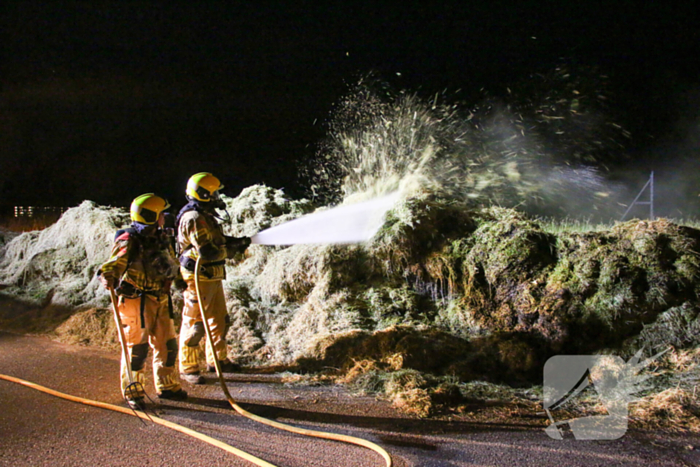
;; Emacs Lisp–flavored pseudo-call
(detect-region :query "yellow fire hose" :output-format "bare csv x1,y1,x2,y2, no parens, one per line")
0,260,392,467
108,287,136,389
0,373,275,467
193,257,393,467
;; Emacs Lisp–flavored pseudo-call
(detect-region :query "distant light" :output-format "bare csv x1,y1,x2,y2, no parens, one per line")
13,206,66,218
396,72,402,76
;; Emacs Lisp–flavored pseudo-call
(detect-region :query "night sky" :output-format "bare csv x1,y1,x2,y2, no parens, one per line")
2,2,699,214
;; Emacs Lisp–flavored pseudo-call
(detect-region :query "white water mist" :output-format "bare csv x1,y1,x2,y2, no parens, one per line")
303,73,629,218
251,192,399,245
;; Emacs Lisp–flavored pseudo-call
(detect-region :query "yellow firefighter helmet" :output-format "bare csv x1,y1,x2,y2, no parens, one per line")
130,193,170,225
186,172,224,202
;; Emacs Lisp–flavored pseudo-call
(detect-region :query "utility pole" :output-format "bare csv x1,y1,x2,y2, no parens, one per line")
621,171,655,221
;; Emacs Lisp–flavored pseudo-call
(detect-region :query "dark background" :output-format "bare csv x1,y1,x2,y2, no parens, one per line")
2,2,699,216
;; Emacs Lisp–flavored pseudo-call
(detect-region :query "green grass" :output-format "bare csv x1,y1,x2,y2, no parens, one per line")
537,217,619,234
538,216,700,235
669,218,700,229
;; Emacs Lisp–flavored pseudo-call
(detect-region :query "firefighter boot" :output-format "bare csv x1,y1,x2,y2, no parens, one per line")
181,372,205,385
207,359,241,374
158,388,188,400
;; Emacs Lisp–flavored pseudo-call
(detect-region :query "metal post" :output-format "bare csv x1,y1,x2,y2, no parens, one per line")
621,171,655,222
649,171,654,221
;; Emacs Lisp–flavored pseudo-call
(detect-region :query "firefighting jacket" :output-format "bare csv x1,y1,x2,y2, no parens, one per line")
177,208,227,281
99,227,180,296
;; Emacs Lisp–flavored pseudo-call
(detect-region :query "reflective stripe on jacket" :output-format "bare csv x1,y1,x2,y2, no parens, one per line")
177,209,227,281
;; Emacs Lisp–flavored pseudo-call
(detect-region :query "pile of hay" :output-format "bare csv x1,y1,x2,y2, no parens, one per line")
2,186,700,428
54,308,120,349
216,189,700,426
0,228,20,249
0,201,129,309
221,184,315,237
220,193,700,372
0,186,312,338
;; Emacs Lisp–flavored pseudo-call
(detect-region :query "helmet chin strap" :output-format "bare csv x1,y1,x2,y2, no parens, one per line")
213,206,231,224
184,194,230,224
210,192,230,223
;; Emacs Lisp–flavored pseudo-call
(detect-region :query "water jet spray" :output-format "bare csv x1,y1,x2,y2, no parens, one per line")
251,192,399,245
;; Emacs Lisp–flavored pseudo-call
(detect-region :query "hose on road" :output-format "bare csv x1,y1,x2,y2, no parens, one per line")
194,257,393,467
0,259,393,467
0,372,276,467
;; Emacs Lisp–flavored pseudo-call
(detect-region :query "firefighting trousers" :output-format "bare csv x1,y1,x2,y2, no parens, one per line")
118,294,181,397
178,279,228,374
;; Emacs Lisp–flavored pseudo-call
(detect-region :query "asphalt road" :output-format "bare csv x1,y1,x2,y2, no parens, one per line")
1,331,699,467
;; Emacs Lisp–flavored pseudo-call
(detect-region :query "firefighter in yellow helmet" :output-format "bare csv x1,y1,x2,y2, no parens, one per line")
176,173,250,384
98,194,187,409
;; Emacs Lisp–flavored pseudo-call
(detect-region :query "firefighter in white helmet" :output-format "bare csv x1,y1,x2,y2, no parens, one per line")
176,172,250,384
98,194,187,409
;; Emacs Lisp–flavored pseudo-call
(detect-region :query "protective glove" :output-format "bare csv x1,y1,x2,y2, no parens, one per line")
198,243,221,261
225,236,251,258
98,273,115,290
